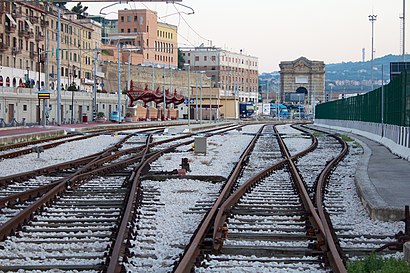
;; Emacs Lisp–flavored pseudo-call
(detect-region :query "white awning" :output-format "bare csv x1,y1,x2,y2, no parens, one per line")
25,19,34,30
6,14,17,26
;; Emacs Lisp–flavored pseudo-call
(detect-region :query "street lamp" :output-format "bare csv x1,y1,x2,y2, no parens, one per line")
369,14,377,91
200,71,204,123
184,63,191,129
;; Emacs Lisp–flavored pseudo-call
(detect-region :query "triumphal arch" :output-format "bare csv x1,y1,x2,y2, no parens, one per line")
279,57,325,111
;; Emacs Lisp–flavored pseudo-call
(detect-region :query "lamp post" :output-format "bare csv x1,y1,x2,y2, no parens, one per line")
163,64,166,120
369,14,377,91
195,71,199,121
57,4,61,125
117,41,121,123
200,71,204,124
184,63,191,129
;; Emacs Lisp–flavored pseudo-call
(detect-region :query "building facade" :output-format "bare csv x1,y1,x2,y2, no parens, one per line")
279,57,325,109
0,2,104,124
108,9,178,68
180,47,259,104
0,2,102,93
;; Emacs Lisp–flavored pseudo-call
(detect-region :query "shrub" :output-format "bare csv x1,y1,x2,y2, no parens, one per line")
347,253,410,273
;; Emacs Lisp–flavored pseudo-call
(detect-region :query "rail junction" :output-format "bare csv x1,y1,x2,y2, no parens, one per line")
0,121,408,272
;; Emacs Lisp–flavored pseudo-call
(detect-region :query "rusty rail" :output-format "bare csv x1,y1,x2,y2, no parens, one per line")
212,125,318,252
106,124,244,272
174,126,265,273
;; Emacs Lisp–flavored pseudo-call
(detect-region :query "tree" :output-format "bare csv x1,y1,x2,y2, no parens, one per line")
71,2,88,15
178,49,185,69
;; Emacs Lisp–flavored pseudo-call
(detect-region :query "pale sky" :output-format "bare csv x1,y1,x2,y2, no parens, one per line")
68,0,407,72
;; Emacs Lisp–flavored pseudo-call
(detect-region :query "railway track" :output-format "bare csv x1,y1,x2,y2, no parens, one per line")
304,125,406,262
0,123,404,272
174,124,348,272
0,123,240,271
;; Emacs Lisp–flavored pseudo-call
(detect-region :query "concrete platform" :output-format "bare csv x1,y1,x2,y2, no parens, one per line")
353,135,410,221
315,124,410,221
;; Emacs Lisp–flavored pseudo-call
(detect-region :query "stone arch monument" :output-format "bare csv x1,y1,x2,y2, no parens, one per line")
279,57,325,112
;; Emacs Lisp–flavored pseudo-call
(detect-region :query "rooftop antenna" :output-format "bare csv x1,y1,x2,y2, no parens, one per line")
362,48,365,62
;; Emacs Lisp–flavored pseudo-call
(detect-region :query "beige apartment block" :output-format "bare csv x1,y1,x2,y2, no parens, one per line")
108,9,178,68
0,2,101,93
180,47,259,105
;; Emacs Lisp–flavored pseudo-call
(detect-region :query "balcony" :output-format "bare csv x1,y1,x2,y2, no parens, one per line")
35,32,44,42
29,51,36,59
0,43,9,52
18,28,24,37
81,78,95,85
40,19,49,28
30,16,38,24
5,24,16,34
12,47,21,55
40,52,47,63
24,30,34,39
11,9,21,18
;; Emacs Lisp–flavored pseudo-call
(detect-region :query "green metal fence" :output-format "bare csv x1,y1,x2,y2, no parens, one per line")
316,71,410,127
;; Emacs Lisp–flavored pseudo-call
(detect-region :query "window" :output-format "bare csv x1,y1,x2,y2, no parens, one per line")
204,56,207,61
211,56,216,62
121,16,124,22
195,56,199,62
121,29,124,33
134,16,137,22
127,16,130,22
147,25,149,32
134,28,137,32
127,28,130,33
23,104,27,111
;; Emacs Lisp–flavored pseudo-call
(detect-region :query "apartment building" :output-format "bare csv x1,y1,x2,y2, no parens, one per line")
180,47,259,103
108,9,178,68
0,2,101,92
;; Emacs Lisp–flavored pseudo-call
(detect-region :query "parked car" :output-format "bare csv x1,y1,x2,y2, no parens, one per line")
109,111,124,122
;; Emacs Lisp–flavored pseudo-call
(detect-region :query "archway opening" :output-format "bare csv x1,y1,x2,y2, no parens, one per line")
296,87,308,94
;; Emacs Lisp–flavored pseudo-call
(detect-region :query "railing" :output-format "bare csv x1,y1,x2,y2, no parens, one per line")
30,16,38,24
35,32,45,42
25,31,34,39
40,19,49,28
0,43,9,52
6,25,16,34
0,118,26,128
29,51,36,59
12,47,21,55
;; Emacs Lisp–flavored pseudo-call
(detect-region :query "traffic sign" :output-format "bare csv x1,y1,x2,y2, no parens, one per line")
36,90,51,100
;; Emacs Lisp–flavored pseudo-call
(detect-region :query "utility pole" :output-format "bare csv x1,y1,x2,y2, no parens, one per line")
57,5,61,125
44,6,49,126
163,65,166,120
92,49,97,121
117,41,121,122
369,14,377,91
403,0,406,61
200,71,203,123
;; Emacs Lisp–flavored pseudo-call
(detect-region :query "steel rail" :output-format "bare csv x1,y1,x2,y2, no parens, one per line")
0,124,240,269
313,130,349,273
173,124,318,273
212,124,318,252
174,126,265,273
106,124,245,272
0,132,137,240
0,133,99,159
